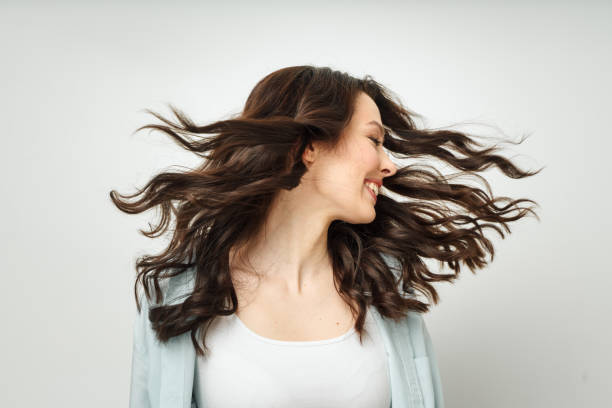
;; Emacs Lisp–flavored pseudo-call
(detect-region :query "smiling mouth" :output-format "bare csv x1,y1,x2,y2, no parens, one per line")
365,184,377,202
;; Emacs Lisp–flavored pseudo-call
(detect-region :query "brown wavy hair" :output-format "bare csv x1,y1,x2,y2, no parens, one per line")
110,65,543,356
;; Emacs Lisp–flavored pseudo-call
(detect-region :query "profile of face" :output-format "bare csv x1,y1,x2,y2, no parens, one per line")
301,92,398,224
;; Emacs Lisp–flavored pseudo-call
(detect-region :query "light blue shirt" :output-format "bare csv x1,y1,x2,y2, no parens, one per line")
129,259,445,408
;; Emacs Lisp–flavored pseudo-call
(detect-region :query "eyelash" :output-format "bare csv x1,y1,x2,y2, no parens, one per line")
369,136,382,146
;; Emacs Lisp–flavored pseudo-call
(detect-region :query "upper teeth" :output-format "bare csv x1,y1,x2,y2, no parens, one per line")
365,182,379,195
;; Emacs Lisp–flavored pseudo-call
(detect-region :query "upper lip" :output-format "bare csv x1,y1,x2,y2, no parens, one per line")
364,178,383,188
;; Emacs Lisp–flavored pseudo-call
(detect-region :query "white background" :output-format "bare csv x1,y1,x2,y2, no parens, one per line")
1,1,610,406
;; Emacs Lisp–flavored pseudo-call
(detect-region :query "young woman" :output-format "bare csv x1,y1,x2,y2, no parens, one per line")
111,65,541,408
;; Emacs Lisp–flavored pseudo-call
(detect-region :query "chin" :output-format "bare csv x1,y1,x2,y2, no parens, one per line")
341,205,377,224
364,207,377,223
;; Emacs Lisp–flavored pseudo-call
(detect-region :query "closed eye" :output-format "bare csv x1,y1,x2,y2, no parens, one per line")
368,136,382,146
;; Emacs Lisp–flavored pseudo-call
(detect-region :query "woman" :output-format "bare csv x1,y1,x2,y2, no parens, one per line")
111,65,541,408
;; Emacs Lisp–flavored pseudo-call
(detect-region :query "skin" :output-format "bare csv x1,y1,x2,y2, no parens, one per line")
229,91,397,304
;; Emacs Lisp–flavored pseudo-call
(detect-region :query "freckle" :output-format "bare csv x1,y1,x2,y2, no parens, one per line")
336,322,340,326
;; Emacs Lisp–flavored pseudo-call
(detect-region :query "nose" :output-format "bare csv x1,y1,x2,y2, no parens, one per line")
380,151,397,179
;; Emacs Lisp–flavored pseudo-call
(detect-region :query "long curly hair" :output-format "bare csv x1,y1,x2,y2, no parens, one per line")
110,65,542,356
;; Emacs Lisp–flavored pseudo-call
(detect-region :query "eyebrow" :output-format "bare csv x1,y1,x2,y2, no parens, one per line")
365,120,388,141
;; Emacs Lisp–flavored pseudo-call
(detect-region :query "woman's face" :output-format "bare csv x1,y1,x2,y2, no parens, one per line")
302,92,397,224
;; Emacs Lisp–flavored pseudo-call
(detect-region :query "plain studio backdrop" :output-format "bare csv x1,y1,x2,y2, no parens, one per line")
1,1,609,406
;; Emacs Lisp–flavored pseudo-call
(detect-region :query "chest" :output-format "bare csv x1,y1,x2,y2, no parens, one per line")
232,273,358,342
193,304,391,408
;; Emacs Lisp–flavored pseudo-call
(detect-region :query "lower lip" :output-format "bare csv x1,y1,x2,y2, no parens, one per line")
365,185,377,203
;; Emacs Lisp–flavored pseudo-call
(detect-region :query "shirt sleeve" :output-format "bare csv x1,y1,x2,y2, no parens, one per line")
129,291,152,408
422,315,445,408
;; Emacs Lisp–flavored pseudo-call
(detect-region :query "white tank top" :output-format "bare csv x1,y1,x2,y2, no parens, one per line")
193,309,391,408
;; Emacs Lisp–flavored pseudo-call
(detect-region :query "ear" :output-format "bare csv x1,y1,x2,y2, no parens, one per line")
301,141,317,168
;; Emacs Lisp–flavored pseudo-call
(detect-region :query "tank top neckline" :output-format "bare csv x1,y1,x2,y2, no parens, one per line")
232,313,357,347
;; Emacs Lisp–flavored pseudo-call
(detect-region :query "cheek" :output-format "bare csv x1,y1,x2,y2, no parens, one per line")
313,163,360,200
355,144,379,170
313,145,377,199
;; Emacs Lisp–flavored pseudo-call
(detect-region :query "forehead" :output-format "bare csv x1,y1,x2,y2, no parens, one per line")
347,92,386,136
352,92,382,123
